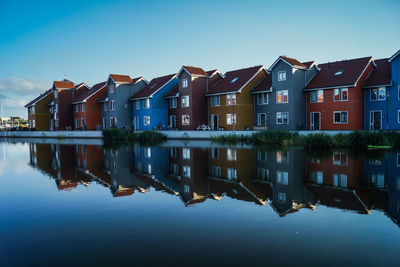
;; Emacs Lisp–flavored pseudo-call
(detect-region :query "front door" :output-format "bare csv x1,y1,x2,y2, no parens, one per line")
370,111,382,130
310,112,320,130
211,114,218,130
169,115,176,129
134,116,139,131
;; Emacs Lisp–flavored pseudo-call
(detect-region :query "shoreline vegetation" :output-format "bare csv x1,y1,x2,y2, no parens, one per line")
103,129,167,147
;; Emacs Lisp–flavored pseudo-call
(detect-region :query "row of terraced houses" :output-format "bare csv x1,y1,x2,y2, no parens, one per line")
25,50,400,131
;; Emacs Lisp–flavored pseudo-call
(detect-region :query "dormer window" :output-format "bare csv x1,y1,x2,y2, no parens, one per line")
182,78,188,88
278,71,286,81
334,70,344,76
230,77,238,83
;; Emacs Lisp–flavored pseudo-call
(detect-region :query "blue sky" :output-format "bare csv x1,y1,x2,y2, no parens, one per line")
0,0,399,118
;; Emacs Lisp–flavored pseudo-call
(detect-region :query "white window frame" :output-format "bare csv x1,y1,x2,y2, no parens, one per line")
276,112,289,124
226,113,236,125
169,115,176,128
182,148,191,159
181,95,189,107
257,113,266,126
310,90,324,103
370,110,382,130
169,98,177,108
276,170,289,185
110,100,115,110
278,70,286,81
333,88,348,102
144,98,150,109
182,78,188,88
184,184,190,193
227,148,237,161
110,117,117,127
257,93,268,105
183,166,191,178
333,111,348,124
370,87,386,101
182,115,190,125
226,94,236,105
227,168,237,180
276,90,288,104
144,116,150,126
211,95,220,106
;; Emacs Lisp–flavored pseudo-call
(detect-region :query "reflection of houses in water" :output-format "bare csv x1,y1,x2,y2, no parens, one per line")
363,153,400,226
254,149,315,215
306,152,371,214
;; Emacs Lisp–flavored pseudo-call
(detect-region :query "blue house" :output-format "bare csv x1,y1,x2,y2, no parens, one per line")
130,73,177,130
363,50,400,130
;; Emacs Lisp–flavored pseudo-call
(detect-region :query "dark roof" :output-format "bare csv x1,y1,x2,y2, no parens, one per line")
252,73,272,93
206,66,263,95
363,58,392,87
302,61,316,68
131,74,176,100
109,74,132,83
207,69,219,76
73,81,107,103
305,56,373,89
54,81,75,89
164,85,179,98
281,56,307,68
25,88,52,107
182,66,208,76
131,76,146,84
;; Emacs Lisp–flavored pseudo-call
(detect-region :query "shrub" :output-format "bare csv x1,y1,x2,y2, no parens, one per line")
211,134,250,144
303,133,333,150
252,130,299,146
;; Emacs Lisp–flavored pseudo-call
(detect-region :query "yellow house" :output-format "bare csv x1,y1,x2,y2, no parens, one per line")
206,65,266,130
25,88,53,130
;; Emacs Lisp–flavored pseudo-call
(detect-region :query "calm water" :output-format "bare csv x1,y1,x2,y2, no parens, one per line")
1,140,400,266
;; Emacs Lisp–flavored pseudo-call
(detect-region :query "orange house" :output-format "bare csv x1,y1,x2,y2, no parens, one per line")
206,66,266,130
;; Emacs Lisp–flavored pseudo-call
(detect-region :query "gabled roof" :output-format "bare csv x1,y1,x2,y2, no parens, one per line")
53,80,75,89
163,85,179,98
305,56,373,90
251,73,272,94
24,88,52,107
206,65,264,96
388,49,400,63
207,69,224,78
302,61,317,69
72,81,107,104
109,74,132,83
130,73,176,100
363,58,392,88
131,76,147,84
268,56,308,71
177,66,208,77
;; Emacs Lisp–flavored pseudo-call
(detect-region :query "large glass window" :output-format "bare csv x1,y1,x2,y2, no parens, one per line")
211,96,220,106
226,94,236,105
226,113,236,125
370,87,386,101
334,88,348,101
278,70,286,81
310,90,324,103
334,111,348,124
227,168,237,180
276,170,289,185
227,148,237,161
169,98,177,108
144,116,150,126
276,90,288,103
183,166,191,178
144,99,150,109
182,78,188,88
257,93,268,105
182,148,191,159
276,112,289,124
257,113,266,126
181,96,189,107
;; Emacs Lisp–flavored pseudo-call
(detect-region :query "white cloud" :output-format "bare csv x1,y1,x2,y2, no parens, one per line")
0,77,50,96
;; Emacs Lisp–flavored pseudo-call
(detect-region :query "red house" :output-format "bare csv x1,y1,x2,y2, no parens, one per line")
304,57,374,130
71,81,107,130
49,80,89,130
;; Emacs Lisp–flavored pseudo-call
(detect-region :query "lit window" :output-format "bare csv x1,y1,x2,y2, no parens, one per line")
334,111,348,124
257,93,268,105
144,98,150,109
226,113,236,125
110,84,114,94
226,94,236,105
181,95,189,107
182,78,188,88
276,112,289,124
227,168,237,180
276,90,288,103
182,148,190,159
183,166,191,178
278,70,286,81
182,115,190,125
257,113,266,126
276,151,289,163
169,98,177,108
227,148,237,161
334,70,344,76
135,100,140,110
333,152,348,166
311,90,324,103
334,88,348,101
231,77,238,83
211,96,220,106
147,164,152,174
144,116,150,126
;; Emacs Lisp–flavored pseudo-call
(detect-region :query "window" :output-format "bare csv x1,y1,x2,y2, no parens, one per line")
182,115,190,125
257,168,269,181
145,147,151,158
110,117,117,127
171,163,178,175
169,98,177,108
333,152,348,166
81,103,85,112
55,120,59,127
311,90,324,103
334,111,348,124
110,84,114,94
370,87,386,101
231,77,239,83
184,184,190,193
258,151,267,161
75,104,79,113
183,166,191,178
81,118,84,128
257,113,266,126
276,112,289,124
334,70,344,76
144,98,150,109
212,166,221,177
310,171,323,184
227,168,237,180
334,88,348,101
278,70,286,81
369,174,385,188
169,147,177,158
182,148,190,159
110,100,115,110
147,164,152,174
257,93,268,105
54,90,58,98
276,170,289,185
182,78,188,88
75,119,79,129
227,148,237,161
181,95,189,107
104,103,107,111
212,148,219,159
278,192,286,203
276,151,289,164
211,96,220,106
333,174,347,188
55,104,58,112
135,100,140,110
144,116,150,126
276,90,288,103
226,113,236,125
226,94,236,105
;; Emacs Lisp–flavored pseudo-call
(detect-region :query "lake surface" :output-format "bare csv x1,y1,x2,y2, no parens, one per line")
1,140,400,266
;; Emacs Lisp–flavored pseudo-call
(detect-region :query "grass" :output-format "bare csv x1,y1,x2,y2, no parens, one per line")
102,128,167,147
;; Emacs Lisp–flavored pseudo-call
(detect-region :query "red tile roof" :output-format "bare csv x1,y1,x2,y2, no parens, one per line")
24,88,52,107
164,85,179,98
206,65,263,95
305,56,373,90
109,74,132,83
54,80,75,89
131,74,175,100
73,81,107,103
182,66,208,76
363,58,392,87
252,73,272,93
281,56,307,68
